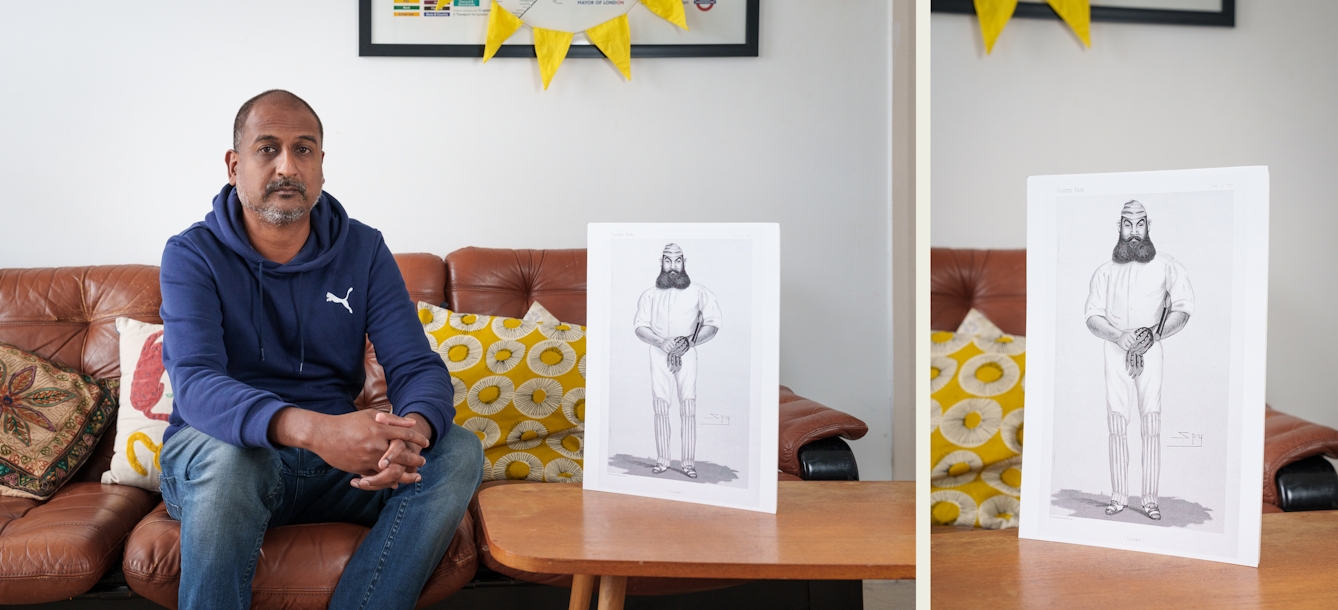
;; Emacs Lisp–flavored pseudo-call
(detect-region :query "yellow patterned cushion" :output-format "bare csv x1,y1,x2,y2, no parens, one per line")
930,309,1026,529
417,302,585,483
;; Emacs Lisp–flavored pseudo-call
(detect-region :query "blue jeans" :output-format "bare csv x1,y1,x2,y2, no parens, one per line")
160,423,483,610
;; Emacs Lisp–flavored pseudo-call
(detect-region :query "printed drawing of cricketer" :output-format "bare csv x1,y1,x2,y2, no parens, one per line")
633,243,722,479
1085,200,1194,521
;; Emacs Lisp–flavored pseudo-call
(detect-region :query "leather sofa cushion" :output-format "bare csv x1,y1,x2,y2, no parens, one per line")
123,502,478,610
446,247,587,326
930,248,1026,335
0,482,156,604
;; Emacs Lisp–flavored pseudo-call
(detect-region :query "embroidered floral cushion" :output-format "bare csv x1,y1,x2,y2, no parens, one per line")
100,317,174,491
0,342,116,500
930,309,1026,529
417,302,585,484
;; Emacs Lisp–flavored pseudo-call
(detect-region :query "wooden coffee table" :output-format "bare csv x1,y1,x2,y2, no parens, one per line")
932,510,1338,608
477,480,914,610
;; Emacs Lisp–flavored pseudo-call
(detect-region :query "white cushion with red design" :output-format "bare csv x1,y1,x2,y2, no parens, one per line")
101,317,173,491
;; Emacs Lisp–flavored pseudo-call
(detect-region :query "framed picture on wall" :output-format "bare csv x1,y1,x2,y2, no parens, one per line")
584,223,779,513
1020,166,1269,565
359,0,760,58
930,0,1235,27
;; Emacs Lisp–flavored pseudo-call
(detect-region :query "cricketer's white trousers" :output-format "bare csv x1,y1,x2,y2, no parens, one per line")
1104,341,1162,418
1104,341,1162,506
650,348,698,468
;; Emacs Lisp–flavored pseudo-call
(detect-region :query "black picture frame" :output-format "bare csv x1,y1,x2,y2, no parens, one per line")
930,0,1235,28
358,0,760,58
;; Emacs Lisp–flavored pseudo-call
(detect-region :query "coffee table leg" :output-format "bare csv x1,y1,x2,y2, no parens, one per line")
570,574,596,610
597,575,628,610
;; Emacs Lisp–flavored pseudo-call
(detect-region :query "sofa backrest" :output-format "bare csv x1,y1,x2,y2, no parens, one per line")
0,265,163,379
0,265,164,481
930,248,1026,335
445,247,587,325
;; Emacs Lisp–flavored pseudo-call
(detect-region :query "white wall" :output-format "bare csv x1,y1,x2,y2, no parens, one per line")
0,2,897,479
933,1,1338,430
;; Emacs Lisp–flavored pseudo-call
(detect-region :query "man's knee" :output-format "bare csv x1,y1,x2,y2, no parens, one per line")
420,424,485,489
162,432,282,519
652,398,670,416
680,398,696,418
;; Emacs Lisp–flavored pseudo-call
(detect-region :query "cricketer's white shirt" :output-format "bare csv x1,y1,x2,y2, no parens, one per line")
1085,254,1194,331
633,284,722,338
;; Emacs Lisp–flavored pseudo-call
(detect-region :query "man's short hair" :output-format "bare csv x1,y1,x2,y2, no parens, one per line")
232,90,324,151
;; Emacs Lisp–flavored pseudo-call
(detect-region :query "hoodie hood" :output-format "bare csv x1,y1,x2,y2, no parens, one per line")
205,183,349,273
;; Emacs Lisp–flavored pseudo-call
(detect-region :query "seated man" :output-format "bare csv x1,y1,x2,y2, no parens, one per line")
159,89,482,610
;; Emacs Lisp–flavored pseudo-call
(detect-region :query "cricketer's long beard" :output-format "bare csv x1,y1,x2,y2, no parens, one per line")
238,178,314,227
655,267,691,289
1112,233,1157,264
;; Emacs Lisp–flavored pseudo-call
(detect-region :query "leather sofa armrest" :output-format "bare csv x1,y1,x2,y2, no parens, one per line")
778,385,868,478
797,436,859,481
1263,406,1338,508
1276,455,1338,512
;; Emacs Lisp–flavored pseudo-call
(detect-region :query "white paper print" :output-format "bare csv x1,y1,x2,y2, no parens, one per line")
1020,167,1268,566
584,223,779,513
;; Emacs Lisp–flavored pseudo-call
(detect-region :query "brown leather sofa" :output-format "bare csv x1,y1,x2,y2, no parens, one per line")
0,247,868,607
931,247,1338,514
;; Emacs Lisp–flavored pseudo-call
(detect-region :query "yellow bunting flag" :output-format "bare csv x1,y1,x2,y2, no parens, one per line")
641,0,689,31
484,0,524,62
974,0,1090,53
1047,0,1091,47
533,28,574,90
587,15,632,81
974,0,1018,54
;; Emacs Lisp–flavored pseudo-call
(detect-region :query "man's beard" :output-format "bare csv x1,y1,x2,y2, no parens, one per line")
238,178,313,227
1112,233,1156,264
655,268,691,289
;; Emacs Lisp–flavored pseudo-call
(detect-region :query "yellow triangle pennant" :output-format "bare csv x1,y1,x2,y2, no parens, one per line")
1047,0,1091,47
483,0,524,62
974,0,1018,54
641,0,689,31
587,15,632,81
533,28,574,90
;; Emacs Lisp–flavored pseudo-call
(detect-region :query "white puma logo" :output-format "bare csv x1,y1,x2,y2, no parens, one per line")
326,287,353,314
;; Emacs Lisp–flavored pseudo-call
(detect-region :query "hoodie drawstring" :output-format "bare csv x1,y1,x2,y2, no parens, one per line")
295,272,306,374
254,263,307,374
256,261,266,362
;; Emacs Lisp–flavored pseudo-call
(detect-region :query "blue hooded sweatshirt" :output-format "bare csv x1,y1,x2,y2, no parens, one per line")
159,184,453,448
